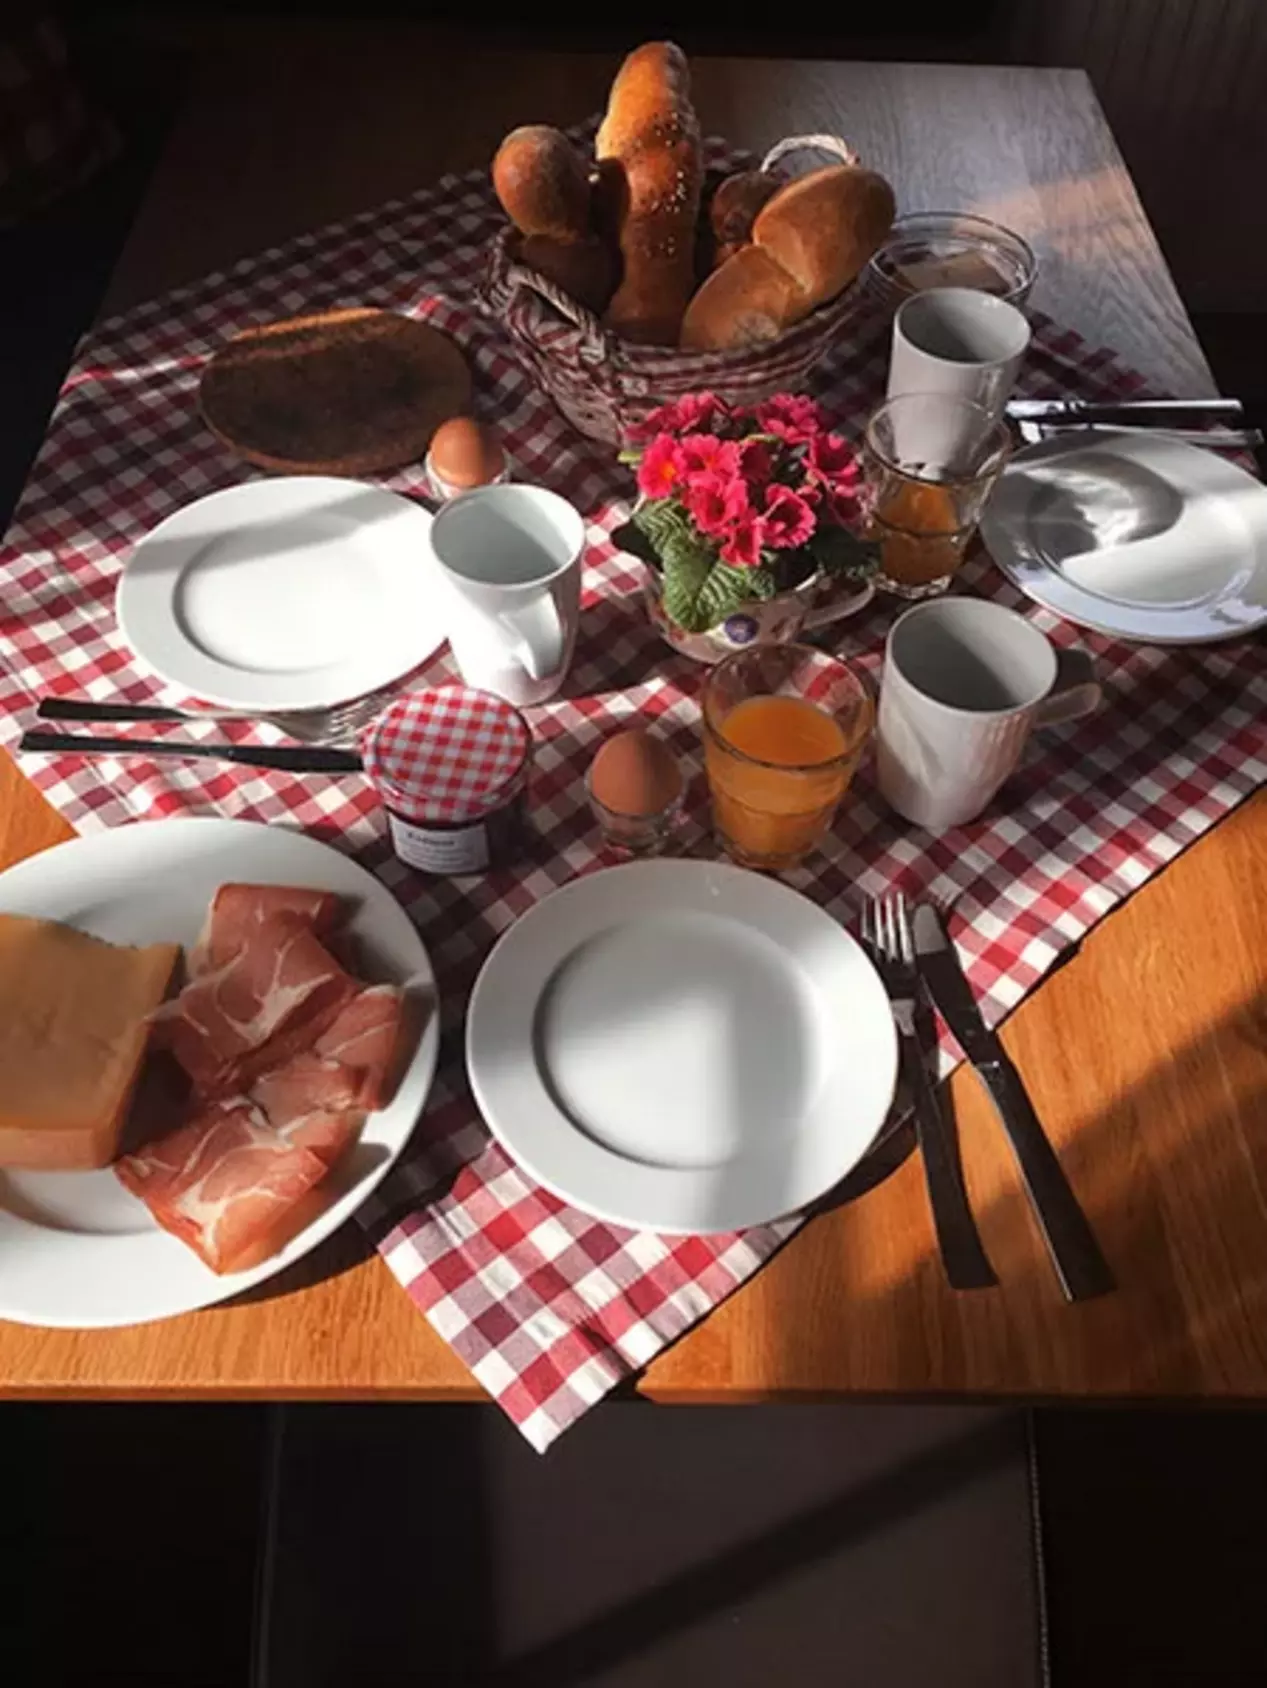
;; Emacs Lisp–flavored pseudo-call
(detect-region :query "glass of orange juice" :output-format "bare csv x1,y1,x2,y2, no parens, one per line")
702,645,873,871
862,394,1011,597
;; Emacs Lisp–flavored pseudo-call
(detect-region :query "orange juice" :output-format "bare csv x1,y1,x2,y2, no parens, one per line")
875,478,965,587
705,694,863,867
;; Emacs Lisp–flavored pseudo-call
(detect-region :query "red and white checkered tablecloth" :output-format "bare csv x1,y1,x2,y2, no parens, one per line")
2,143,1265,1451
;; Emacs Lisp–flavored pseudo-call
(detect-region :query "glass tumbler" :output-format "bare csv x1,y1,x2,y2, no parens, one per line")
862,394,1011,598
702,644,873,872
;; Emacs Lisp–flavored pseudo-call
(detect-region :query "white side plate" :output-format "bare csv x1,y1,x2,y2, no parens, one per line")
467,860,898,1234
0,818,438,1328
981,430,1267,643
116,477,444,709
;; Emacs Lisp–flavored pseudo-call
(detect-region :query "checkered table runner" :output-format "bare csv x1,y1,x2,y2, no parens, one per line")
2,142,1265,1451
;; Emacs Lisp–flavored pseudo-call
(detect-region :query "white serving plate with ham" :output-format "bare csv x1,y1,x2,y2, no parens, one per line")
0,818,438,1328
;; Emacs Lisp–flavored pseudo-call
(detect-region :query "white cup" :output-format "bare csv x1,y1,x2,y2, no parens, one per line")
875,598,1101,831
888,287,1030,460
429,483,585,707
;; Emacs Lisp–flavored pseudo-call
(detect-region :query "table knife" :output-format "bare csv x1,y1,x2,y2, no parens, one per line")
912,904,1114,1302
1027,421,1262,451
19,729,362,775
1007,396,1243,422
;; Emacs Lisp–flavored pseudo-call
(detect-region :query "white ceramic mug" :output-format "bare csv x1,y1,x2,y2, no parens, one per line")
429,483,585,706
875,598,1101,830
888,287,1030,459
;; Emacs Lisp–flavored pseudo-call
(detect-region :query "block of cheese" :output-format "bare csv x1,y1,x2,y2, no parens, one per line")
0,914,179,1169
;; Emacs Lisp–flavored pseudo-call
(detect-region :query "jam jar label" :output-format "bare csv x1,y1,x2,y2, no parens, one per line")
387,811,490,875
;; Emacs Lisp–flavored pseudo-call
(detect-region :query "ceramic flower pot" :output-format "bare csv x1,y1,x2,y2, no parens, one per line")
641,563,875,665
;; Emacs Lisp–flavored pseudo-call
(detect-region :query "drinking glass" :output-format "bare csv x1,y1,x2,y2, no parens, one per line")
702,644,873,871
862,394,1011,597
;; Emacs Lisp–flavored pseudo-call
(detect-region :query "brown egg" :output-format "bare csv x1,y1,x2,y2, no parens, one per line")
589,728,682,818
427,416,505,489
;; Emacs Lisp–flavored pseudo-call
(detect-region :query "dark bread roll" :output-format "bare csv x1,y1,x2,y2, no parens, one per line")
680,245,807,351
751,163,896,303
516,232,619,314
709,169,783,248
596,41,703,345
493,125,592,241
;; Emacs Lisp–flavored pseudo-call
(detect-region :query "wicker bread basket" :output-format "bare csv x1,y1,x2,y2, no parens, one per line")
482,135,875,445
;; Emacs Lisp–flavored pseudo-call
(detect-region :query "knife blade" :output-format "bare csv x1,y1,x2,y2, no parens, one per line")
913,903,1114,1302
1007,396,1243,422
1027,422,1262,451
19,729,362,775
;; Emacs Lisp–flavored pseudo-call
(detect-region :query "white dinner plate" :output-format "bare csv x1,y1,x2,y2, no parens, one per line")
980,430,1267,643
466,860,898,1234
116,477,444,709
0,818,439,1328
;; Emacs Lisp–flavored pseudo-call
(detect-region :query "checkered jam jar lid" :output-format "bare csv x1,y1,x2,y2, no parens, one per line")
361,686,532,824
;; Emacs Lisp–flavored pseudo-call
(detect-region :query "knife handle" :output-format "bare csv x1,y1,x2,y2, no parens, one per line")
38,699,189,724
977,1055,1114,1301
19,729,362,775
900,1026,997,1290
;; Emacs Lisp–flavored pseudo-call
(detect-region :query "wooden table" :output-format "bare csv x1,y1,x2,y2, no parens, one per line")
2,36,1265,1401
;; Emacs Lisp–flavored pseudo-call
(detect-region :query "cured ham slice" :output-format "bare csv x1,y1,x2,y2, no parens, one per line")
116,1100,331,1274
249,1052,366,1165
313,984,408,1109
189,883,342,974
155,911,359,1098
117,880,419,1276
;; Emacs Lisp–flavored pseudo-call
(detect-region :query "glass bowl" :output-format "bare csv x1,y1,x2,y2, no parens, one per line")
866,211,1038,317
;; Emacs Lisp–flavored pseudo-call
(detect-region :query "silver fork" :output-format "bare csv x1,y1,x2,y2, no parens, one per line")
862,891,997,1290
36,680,403,746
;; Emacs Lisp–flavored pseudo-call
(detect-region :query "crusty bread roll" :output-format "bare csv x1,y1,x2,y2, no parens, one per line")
709,169,783,249
493,125,592,241
680,245,807,351
681,160,896,350
751,164,896,304
516,232,619,315
596,41,703,345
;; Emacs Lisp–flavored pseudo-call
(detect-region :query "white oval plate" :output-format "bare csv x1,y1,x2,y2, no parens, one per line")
116,477,444,709
467,860,898,1234
980,430,1267,643
0,818,438,1328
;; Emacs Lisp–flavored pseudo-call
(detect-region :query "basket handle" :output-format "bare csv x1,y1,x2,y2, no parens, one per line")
760,133,860,173
505,252,612,364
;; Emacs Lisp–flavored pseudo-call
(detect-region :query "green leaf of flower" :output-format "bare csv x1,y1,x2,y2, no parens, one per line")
808,523,882,580
694,560,761,630
634,498,693,553
612,519,661,567
660,542,716,632
739,565,779,601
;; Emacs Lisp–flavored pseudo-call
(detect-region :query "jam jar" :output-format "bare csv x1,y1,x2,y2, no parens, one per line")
361,686,532,875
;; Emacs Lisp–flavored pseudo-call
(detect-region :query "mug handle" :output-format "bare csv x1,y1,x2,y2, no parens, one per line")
500,593,564,683
799,578,877,633
1035,648,1101,728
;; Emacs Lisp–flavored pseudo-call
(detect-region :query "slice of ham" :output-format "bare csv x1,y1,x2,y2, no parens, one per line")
249,1052,366,1165
119,884,418,1277
154,911,359,1098
189,883,342,974
313,984,408,1110
116,1099,331,1274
